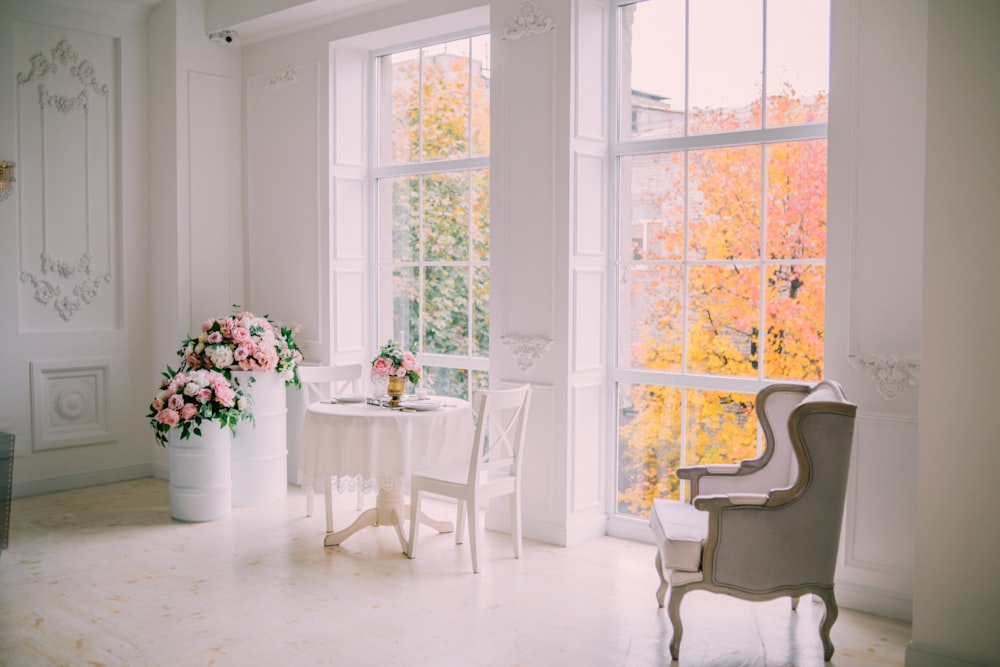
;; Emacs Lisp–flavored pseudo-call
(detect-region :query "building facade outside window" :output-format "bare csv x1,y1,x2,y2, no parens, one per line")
373,33,491,400
612,0,830,517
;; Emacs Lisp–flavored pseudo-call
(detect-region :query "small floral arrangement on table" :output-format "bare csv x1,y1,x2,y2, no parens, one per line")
148,367,252,447
370,339,422,385
178,308,303,388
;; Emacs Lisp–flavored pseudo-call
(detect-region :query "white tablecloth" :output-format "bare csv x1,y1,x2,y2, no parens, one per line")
298,397,474,495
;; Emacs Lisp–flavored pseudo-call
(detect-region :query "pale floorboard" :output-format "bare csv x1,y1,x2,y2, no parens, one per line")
0,479,910,666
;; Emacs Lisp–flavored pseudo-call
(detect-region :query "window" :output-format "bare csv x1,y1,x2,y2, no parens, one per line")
613,0,830,517
373,34,491,400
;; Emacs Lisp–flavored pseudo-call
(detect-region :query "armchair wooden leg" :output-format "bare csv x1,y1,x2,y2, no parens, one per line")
791,595,800,611
816,588,839,661
666,585,686,661
654,552,669,608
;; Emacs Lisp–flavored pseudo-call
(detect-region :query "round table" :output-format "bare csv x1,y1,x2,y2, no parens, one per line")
298,396,473,551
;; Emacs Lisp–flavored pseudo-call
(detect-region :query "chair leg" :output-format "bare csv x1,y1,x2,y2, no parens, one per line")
467,499,480,573
455,499,466,545
815,588,839,661
306,486,314,517
654,552,669,608
356,486,364,511
509,491,522,559
666,585,687,661
791,595,800,611
406,489,422,558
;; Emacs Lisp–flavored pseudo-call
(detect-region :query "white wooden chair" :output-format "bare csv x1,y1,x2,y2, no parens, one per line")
406,384,532,573
298,364,366,517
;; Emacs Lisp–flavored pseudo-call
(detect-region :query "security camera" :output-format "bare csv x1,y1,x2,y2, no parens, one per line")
209,30,237,45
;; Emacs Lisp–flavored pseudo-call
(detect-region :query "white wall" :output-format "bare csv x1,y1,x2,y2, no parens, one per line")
907,2,1000,665
0,0,154,494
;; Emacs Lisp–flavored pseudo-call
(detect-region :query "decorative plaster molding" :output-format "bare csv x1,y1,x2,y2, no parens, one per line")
30,358,115,451
501,334,554,371
17,39,109,96
849,353,919,401
265,60,300,90
503,0,555,40
20,253,112,321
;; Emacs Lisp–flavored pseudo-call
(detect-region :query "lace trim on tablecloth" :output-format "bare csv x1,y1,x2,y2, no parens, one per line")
301,474,410,495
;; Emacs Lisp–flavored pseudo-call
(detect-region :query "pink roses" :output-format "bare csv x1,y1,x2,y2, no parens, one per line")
148,367,251,447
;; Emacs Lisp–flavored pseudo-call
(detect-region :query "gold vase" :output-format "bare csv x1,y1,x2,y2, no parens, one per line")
387,375,406,406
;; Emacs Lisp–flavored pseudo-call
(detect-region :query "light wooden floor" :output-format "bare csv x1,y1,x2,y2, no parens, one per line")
0,479,911,666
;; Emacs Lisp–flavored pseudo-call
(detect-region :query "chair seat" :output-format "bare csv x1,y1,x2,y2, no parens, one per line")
650,498,708,573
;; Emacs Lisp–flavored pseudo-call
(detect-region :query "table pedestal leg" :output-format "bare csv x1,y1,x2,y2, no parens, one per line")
323,487,457,553
324,489,409,551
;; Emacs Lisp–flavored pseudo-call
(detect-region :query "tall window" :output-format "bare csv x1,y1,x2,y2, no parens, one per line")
613,0,830,516
373,34,491,400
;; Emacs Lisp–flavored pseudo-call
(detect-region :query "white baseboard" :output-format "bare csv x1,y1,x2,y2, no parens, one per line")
906,642,991,667
12,463,153,498
835,580,912,622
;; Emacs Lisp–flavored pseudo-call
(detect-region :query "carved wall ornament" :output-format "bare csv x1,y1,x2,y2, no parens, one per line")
503,0,555,40
849,353,920,401
30,358,115,450
20,253,111,322
17,39,109,96
16,37,114,323
501,334,554,371
265,61,300,90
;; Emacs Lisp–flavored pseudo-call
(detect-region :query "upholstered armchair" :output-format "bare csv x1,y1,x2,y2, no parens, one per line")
649,380,857,661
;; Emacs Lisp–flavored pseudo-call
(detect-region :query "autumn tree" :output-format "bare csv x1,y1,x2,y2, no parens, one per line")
617,88,827,514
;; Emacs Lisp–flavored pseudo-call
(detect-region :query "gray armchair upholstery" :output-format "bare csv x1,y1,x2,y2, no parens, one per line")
649,380,857,661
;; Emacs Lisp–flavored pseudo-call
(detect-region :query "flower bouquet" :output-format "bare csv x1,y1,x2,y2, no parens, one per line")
370,339,422,384
370,340,422,404
148,367,252,447
178,309,303,388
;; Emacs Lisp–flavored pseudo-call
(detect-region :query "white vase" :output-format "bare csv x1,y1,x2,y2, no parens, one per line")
230,371,288,507
168,424,232,522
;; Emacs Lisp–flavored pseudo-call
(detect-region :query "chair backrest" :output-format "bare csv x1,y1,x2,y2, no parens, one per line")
297,364,364,404
711,379,857,590
466,385,532,486
698,383,812,497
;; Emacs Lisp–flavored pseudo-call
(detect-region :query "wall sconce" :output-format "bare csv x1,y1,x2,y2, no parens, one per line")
0,161,14,201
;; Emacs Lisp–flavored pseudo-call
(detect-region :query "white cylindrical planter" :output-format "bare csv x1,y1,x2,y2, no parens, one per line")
168,424,232,522
231,371,288,507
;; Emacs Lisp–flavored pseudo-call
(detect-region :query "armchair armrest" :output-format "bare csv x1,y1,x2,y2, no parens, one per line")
678,460,765,500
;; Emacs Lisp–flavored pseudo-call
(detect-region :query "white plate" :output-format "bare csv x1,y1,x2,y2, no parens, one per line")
333,394,366,404
400,400,443,411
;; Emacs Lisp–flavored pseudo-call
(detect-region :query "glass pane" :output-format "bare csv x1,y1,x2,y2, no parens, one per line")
392,267,419,350
620,153,685,262
472,370,490,394
386,48,420,164
471,168,490,262
618,264,684,371
472,266,489,357
620,0,685,140
423,172,469,262
687,264,759,377
470,34,491,157
765,140,827,260
381,176,420,263
763,264,824,381
423,266,469,355
421,39,470,162
617,383,683,515
688,146,762,261
683,388,758,468
766,0,830,126
423,366,468,400
688,0,763,135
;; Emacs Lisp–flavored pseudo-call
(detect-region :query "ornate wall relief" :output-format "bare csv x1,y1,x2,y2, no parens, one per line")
14,31,117,327
849,352,920,401
30,358,116,450
501,333,554,371
265,60,300,90
503,0,555,40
